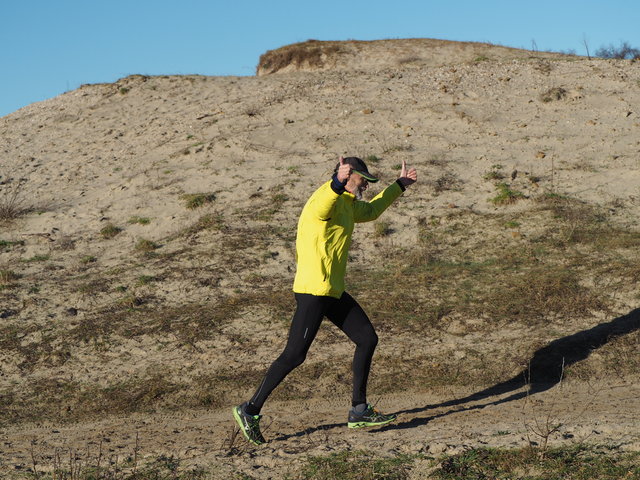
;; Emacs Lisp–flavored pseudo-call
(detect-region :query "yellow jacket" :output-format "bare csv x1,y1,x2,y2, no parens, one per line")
293,180,404,298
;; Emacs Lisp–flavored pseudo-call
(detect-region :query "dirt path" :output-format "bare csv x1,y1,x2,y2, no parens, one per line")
3,379,639,478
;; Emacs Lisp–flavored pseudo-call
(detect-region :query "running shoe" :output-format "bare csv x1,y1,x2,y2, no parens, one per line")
232,403,265,445
347,404,397,429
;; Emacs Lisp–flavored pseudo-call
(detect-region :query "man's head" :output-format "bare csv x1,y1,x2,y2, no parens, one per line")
334,157,378,200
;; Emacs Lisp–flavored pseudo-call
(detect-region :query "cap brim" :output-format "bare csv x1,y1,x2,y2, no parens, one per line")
353,169,379,182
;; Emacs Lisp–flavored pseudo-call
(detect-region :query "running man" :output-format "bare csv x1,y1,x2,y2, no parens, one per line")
233,156,418,445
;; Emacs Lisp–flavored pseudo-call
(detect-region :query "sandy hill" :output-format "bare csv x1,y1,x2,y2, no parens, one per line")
1,39,639,478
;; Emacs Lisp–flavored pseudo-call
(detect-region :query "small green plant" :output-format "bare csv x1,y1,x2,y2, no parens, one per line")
100,224,123,239
365,155,381,163
0,239,24,250
80,255,97,264
504,220,521,228
181,193,216,210
483,164,505,180
128,216,151,225
135,238,160,253
118,87,130,94
21,254,50,263
137,275,156,286
491,183,526,205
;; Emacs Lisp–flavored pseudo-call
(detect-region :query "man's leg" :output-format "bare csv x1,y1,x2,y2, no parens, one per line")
247,293,331,413
326,292,378,407
326,292,396,428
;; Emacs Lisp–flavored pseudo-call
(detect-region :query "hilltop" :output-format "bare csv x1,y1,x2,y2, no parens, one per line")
1,39,639,478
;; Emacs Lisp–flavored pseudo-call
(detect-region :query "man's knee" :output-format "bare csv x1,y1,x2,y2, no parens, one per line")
276,350,307,370
358,330,378,351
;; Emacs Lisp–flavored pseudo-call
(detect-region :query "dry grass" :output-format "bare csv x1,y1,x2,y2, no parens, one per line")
0,178,27,222
257,40,344,74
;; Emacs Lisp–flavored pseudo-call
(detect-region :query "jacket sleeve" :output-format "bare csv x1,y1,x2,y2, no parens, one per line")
305,181,341,220
353,180,404,223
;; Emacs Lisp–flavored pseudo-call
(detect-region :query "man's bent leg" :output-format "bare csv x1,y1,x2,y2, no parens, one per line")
326,292,378,407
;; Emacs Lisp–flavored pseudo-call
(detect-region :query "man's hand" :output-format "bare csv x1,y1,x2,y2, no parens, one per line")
399,160,417,187
336,156,352,183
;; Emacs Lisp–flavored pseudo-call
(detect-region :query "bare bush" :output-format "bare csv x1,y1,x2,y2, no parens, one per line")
0,177,27,221
595,41,640,60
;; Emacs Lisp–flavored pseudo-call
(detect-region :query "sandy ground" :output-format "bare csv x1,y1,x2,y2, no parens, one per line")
3,380,640,478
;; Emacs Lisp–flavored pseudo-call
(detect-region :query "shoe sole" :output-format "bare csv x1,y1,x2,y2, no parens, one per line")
348,416,397,429
232,406,264,445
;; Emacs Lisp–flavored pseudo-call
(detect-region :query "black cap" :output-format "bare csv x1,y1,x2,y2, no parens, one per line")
334,157,379,182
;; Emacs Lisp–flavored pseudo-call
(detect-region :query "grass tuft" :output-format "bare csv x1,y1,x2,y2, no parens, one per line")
181,193,216,210
491,182,526,205
100,223,123,239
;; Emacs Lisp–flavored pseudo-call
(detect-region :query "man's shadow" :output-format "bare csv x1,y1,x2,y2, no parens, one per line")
385,307,640,430
276,308,639,439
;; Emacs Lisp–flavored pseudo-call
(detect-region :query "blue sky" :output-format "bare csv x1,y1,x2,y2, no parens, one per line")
2,0,639,118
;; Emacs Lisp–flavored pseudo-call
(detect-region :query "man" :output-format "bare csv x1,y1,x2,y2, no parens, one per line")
233,156,418,445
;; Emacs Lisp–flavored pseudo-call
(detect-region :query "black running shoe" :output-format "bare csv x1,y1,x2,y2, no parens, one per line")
232,403,266,445
347,404,397,429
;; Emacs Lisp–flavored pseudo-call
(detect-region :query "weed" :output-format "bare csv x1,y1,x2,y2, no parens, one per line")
135,238,160,253
491,183,526,205
434,173,462,193
80,255,97,264
100,223,123,239
136,275,156,285
435,445,640,480
365,154,381,163
128,216,151,225
181,193,216,210
21,254,50,263
301,451,413,479
255,192,289,221
540,87,568,103
180,212,226,237
0,178,27,221
374,221,392,238
0,269,19,287
0,239,24,250
483,164,505,180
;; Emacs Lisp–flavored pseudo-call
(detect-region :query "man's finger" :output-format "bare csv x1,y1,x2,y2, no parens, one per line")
339,156,345,165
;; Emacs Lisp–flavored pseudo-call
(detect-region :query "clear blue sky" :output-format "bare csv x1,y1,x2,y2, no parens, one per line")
2,0,639,118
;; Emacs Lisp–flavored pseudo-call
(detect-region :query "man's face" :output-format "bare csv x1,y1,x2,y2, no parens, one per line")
346,173,368,199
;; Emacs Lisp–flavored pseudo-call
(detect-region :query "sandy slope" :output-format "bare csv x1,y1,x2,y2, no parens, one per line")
1,39,640,477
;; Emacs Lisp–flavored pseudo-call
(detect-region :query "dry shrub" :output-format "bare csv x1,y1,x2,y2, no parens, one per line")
0,178,27,221
540,87,568,103
257,40,344,74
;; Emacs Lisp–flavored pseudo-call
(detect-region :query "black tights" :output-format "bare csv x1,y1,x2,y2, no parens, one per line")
249,292,378,413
